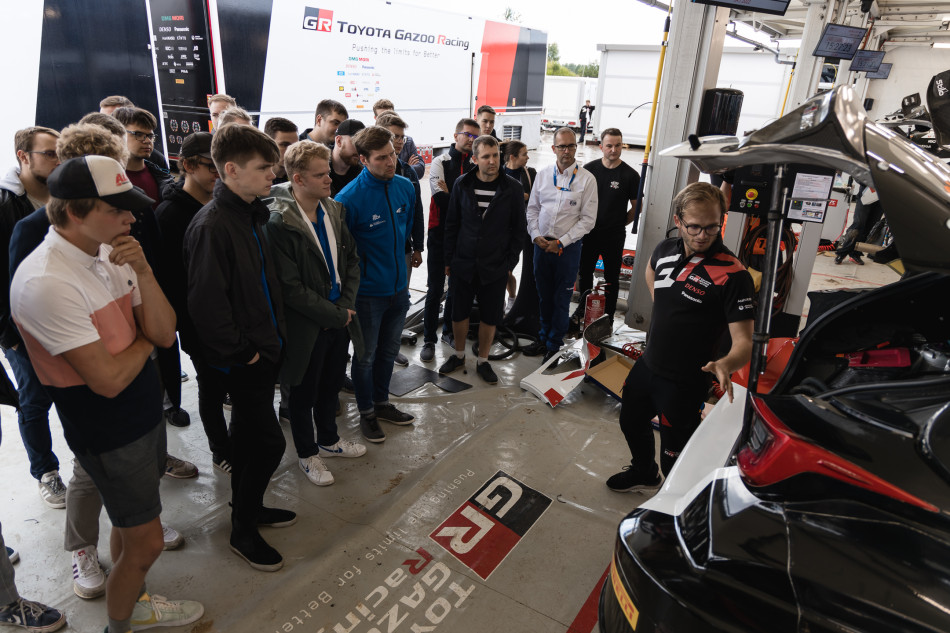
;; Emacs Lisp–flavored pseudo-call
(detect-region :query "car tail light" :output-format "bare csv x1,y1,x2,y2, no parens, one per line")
568,121,577,126
737,397,938,512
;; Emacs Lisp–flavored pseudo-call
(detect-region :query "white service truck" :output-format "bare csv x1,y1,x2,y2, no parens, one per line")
540,76,598,133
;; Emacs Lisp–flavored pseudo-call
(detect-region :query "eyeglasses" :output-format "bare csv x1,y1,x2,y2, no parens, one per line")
553,144,577,152
127,130,157,142
197,159,218,174
680,221,722,236
392,134,405,142
28,150,58,159
458,132,478,140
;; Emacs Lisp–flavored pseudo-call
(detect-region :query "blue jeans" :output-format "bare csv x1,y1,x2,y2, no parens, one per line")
3,345,58,480
533,240,584,352
352,290,411,412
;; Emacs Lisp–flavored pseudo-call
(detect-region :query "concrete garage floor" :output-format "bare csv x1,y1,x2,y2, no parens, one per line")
0,135,900,633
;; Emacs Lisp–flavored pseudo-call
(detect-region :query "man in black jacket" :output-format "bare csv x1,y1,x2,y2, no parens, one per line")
439,135,526,384
155,132,232,471
0,125,67,507
421,118,479,362
183,123,294,572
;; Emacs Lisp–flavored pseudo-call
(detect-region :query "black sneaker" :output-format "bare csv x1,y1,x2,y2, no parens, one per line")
420,342,435,363
606,466,662,492
342,376,355,393
163,406,191,428
229,531,283,572
849,254,865,265
212,455,232,476
438,355,465,375
542,348,559,364
440,332,455,348
0,597,66,632
834,253,845,265
522,341,547,357
476,362,498,385
395,352,409,367
360,413,386,443
258,507,297,528
375,403,414,425
278,407,290,424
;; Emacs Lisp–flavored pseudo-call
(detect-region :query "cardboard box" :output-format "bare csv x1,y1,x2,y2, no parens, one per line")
585,355,634,401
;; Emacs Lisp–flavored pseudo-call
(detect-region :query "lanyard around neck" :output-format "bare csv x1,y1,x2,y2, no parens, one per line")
554,164,577,191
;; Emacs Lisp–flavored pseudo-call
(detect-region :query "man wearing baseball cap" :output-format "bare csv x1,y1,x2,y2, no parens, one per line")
329,118,366,197
10,155,204,633
155,133,232,470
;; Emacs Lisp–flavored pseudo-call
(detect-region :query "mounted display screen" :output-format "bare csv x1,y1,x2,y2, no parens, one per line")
850,50,885,73
813,24,867,60
866,62,892,80
690,0,791,17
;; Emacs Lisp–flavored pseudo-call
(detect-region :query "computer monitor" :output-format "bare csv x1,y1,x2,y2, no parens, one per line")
850,50,886,73
690,0,791,17
813,23,868,60
866,63,892,80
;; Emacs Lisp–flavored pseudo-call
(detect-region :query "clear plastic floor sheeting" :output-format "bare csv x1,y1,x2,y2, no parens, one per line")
0,321,644,633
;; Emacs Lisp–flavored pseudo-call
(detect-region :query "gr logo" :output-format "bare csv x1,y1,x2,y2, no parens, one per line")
302,7,333,32
430,471,551,579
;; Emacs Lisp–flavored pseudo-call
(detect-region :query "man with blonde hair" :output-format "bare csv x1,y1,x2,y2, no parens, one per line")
98,95,134,115
607,182,753,491
264,141,366,486
207,93,237,131
217,107,252,127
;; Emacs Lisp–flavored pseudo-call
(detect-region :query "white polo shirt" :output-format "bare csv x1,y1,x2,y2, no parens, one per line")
10,226,160,454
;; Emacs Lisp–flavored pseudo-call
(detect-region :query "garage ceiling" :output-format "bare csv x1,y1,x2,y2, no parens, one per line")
729,0,950,47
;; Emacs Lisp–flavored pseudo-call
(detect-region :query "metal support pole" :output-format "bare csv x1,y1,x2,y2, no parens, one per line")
743,165,788,436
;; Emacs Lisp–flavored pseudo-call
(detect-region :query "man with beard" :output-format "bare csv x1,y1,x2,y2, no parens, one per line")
329,119,365,197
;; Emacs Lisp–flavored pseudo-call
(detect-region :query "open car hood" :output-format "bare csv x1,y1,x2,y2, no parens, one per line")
660,86,950,273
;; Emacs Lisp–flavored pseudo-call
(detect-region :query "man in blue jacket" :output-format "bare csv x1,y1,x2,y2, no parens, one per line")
336,126,417,443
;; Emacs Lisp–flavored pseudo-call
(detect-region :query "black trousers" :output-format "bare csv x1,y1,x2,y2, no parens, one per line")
837,198,883,258
192,357,231,461
225,358,285,529
423,228,453,343
577,228,626,318
618,360,706,476
288,328,349,458
155,338,182,408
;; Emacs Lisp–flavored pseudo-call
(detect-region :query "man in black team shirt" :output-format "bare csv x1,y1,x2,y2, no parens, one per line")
329,119,365,197
607,182,754,491
575,127,639,323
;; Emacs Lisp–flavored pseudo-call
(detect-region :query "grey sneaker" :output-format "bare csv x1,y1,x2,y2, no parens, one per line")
38,470,67,509
374,403,414,425
164,454,198,479
420,342,435,363
360,413,386,443
395,352,409,367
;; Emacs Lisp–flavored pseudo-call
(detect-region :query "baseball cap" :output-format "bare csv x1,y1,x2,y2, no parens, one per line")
180,132,213,159
335,119,366,137
48,155,155,210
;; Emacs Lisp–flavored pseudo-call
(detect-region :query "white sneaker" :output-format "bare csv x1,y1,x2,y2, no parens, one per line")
38,470,67,509
162,525,184,550
298,455,334,486
318,438,367,459
505,296,516,313
72,546,107,599
131,592,204,630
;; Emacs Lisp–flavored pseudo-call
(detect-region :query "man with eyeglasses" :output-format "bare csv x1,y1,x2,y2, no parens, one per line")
421,118,479,361
526,127,598,362
0,126,67,508
607,182,754,493
112,107,172,210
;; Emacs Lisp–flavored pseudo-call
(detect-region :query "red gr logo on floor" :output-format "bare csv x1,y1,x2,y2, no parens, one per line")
429,470,551,579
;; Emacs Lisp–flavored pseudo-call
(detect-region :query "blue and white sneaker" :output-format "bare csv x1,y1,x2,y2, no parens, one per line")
318,438,367,459
0,597,66,632
299,456,334,486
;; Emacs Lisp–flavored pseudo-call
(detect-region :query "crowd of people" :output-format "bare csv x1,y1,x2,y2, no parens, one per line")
0,91,756,632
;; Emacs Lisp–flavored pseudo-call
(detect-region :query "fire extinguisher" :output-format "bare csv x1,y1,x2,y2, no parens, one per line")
584,283,607,329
